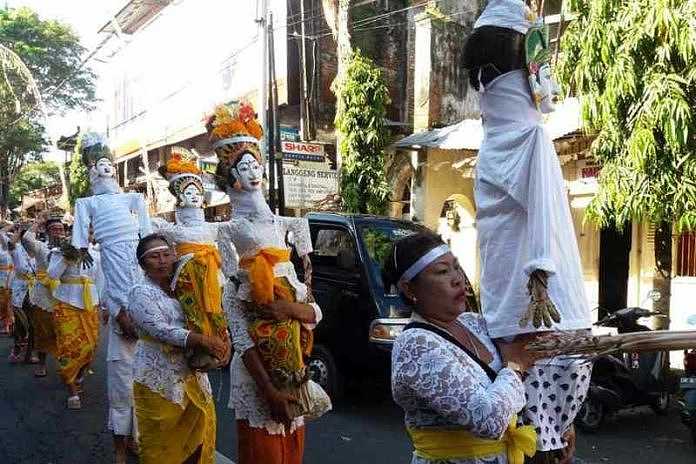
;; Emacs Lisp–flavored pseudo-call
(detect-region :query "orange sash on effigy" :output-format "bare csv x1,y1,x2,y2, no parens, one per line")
240,248,313,389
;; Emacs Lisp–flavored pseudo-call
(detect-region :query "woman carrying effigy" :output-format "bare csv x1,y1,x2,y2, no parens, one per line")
463,1,593,462
206,101,330,464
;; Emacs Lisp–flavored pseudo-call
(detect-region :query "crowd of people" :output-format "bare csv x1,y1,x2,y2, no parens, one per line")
0,101,330,464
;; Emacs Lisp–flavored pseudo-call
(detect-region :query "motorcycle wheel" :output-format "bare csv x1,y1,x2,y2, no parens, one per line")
576,398,604,432
650,391,670,415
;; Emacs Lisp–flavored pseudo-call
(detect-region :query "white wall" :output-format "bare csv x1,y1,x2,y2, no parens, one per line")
105,0,287,153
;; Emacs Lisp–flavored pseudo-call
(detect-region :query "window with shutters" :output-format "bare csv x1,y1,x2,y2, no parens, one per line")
677,232,696,277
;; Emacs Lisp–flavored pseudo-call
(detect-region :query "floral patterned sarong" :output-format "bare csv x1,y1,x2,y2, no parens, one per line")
53,301,99,386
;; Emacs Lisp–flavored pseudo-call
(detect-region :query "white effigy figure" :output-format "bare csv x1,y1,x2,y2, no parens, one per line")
150,146,232,370
205,102,329,461
71,133,151,463
464,0,592,459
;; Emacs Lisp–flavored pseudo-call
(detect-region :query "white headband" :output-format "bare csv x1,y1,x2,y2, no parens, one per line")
139,245,170,260
399,244,450,283
212,136,260,150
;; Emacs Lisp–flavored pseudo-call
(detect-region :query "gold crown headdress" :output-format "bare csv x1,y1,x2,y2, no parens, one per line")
205,102,263,189
158,147,204,199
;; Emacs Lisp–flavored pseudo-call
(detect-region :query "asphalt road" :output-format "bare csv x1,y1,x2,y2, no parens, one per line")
1,334,695,463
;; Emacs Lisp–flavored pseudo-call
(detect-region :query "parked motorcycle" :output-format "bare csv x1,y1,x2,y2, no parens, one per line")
576,293,670,432
678,349,696,444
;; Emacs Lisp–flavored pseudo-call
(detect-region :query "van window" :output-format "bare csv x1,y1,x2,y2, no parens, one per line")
314,229,353,257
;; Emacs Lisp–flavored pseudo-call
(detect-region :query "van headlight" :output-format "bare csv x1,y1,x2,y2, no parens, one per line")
369,318,409,344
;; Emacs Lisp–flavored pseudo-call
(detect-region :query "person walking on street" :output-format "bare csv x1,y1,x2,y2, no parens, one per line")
388,232,538,464
129,234,223,464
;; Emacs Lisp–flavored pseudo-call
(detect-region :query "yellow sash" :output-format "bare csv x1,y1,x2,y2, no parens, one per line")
17,272,36,290
239,247,292,304
407,418,537,464
36,269,59,294
61,276,95,310
175,243,222,314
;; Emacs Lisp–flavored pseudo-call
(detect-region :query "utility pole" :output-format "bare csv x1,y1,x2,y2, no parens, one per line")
266,10,277,212
268,11,285,215
256,0,269,155
299,0,311,141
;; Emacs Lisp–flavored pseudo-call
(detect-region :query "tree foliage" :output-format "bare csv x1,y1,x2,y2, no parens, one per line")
333,50,390,215
68,133,90,206
0,119,45,215
0,7,97,217
8,160,60,210
558,0,696,231
0,7,96,113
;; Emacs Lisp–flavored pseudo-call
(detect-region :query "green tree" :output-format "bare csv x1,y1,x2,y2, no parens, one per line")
8,160,61,210
559,0,696,326
0,118,45,215
333,50,390,214
68,133,90,206
0,7,97,217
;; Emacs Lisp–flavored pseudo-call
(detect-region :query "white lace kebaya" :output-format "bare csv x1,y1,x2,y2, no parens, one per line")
392,312,526,464
128,278,211,407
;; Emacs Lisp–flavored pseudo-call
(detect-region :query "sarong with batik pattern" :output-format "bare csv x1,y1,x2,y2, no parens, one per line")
27,306,56,355
53,302,99,385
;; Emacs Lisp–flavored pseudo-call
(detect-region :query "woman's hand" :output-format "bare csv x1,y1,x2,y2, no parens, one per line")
496,334,543,371
263,385,298,429
116,309,138,340
258,300,295,321
259,300,317,324
198,334,227,360
559,425,576,464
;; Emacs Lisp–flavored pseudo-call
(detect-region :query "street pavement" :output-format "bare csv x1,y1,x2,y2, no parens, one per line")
0,334,695,463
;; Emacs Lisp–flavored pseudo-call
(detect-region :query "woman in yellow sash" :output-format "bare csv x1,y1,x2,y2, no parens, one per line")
128,234,226,464
22,216,65,377
48,239,102,409
386,232,539,464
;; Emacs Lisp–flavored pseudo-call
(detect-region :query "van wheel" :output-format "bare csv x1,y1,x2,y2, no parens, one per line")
308,344,342,400
575,398,604,432
651,391,670,415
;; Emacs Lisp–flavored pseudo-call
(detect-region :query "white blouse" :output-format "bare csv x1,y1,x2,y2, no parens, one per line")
48,246,102,310
128,279,211,407
22,231,54,311
391,312,526,464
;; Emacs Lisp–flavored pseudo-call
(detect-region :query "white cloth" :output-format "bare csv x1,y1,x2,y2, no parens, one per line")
523,358,592,451
72,192,152,249
9,244,34,308
391,312,526,464
128,278,211,407
473,0,533,34
22,231,54,311
219,201,321,435
474,70,592,339
0,234,13,289
107,359,135,436
101,241,141,362
47,248,102,310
